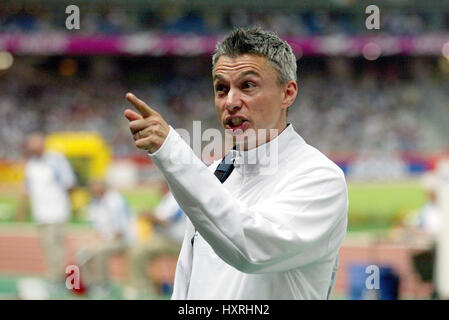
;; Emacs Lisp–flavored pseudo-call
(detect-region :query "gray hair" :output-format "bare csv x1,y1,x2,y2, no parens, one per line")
212,27,297,85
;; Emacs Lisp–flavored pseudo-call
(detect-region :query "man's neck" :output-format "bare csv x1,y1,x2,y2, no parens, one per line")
234,123,288,151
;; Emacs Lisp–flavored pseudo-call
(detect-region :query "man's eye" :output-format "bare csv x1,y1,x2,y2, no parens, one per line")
216,85,227,93
242,82,255,89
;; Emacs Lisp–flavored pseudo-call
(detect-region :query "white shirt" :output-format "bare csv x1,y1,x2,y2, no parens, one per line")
25,151,76,224
88,190,135,245
149,124,348,300
417,202,441,236
154,192,186,244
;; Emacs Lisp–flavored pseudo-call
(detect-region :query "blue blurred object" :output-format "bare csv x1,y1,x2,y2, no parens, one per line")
348,263,400,300
3,12,37,32
161,281,173,296
165,11,205,34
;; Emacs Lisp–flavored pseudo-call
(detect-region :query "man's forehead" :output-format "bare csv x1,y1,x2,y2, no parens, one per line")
213,54,271,77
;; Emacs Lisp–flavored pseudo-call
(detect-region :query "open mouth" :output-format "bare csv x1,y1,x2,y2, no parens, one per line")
225,117,249,132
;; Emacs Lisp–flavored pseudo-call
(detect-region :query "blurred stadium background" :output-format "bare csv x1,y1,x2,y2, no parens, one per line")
0,0,449,299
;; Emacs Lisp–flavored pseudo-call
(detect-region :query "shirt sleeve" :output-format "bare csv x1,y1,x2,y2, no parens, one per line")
150,126,348,274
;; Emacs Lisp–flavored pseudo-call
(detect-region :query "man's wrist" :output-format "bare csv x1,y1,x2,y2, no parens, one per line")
148,125,174,158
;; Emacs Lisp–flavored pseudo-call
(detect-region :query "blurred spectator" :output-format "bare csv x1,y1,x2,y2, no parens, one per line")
126,180,185,299
17,132,77,294
401,172,442,299
408,173,442,236
76,180,135,298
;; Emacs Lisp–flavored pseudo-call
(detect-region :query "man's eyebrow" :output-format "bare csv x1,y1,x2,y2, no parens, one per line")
213,70,261,82
237,70,261,79
213,74,226,82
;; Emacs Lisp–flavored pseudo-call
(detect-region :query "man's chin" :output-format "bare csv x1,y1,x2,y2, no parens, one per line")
225,127,248,137
224,128,259,151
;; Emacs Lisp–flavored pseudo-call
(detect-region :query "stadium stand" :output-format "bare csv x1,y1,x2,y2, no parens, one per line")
1,0,449,300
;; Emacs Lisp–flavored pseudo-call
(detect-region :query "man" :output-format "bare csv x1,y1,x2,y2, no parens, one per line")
76,180,135,297
128,180,185,298
403,172,442,299
18,132,76,291
124,28,348,299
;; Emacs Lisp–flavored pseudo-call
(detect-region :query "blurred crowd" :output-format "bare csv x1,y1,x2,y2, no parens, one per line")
1,5,446,36
293,58,449,154
1,55,448,160
0,58,449,159
0,56,216,159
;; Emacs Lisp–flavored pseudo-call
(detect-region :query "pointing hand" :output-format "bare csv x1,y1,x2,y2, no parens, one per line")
124,93,170,154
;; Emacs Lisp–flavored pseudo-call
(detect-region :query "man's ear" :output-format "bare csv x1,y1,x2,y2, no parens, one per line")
280,80,298,110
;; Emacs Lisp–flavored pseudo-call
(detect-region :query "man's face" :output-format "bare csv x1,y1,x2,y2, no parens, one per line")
213,54,294,150
90,181,106,199
25,134,45,158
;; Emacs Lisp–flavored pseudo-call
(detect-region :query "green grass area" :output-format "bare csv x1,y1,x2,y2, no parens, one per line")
0,181,428,232
0,195,18,222
122,189,162,212
0,275,18,299
347,181,426,232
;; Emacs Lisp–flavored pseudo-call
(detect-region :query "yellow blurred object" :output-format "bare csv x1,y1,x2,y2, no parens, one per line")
137,215,154,243
0,161,24,184
45,131,112,185
70,188,91,213
46,131,112,217
1,131,111,186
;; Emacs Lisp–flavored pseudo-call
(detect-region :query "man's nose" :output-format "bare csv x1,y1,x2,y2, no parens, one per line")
225,88,242,113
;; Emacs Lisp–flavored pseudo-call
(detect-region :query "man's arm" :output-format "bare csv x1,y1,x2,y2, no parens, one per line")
150,126,348,273
124,93,348,274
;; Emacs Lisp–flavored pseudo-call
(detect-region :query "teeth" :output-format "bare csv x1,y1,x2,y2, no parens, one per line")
231,118,243,126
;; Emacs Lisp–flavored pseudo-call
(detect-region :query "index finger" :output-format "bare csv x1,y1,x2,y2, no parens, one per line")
126,92,156,118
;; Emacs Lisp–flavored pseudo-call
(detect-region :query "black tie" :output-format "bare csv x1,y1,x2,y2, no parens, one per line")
213,150,236,183
191,150,235,246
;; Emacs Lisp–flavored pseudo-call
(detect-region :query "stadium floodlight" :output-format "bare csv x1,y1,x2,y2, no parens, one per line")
0,52,13,70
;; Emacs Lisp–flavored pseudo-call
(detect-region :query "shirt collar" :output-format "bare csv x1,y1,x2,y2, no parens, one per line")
232,123,305,175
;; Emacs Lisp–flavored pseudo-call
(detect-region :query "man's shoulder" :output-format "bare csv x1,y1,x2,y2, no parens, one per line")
280,142,347,204
286,132,345,181
304,144,344,176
